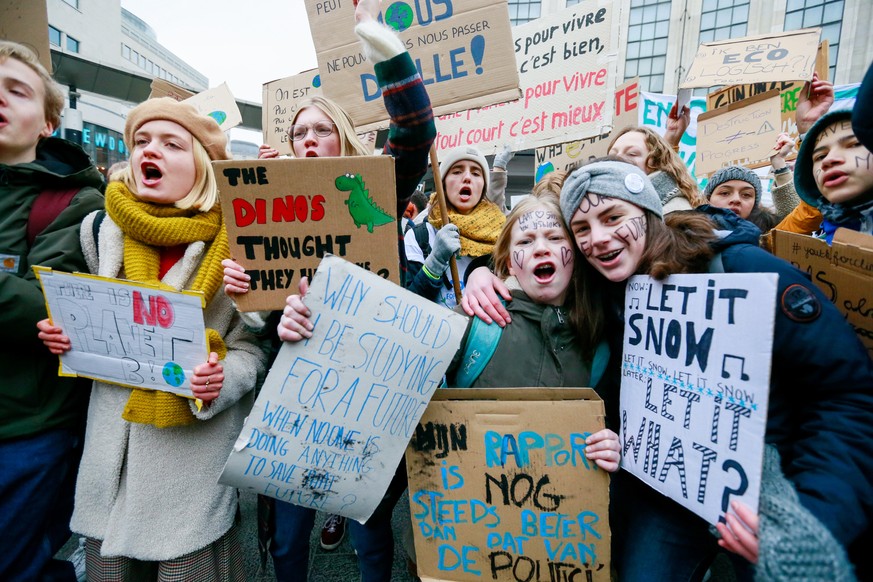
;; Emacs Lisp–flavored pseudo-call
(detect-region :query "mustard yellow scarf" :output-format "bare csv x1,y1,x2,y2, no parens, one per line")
427,193,505,257
105,182,229,428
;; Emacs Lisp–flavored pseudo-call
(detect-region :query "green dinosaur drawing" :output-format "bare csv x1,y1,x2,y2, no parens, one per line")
336,173,394,233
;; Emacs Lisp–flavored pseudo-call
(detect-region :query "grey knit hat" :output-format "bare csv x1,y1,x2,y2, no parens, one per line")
795,108,853,208
438,146,490,198
703,165,762,205
560,160,663,226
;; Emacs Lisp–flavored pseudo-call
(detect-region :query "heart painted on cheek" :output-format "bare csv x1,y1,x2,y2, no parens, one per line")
513,250,525,270
561,246,573,267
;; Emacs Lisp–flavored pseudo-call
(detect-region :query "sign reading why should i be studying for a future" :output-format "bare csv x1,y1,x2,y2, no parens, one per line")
620,273,777,526
34,267,208,397
220,255,467,522
214,156,399,312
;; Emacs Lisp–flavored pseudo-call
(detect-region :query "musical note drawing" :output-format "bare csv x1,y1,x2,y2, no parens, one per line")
630,297,640,310
721,354,749,381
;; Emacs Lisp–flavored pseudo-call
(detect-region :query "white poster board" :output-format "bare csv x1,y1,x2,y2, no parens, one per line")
220,255,467,522
434,0,618,155
620,273,776,525
35,267,208,397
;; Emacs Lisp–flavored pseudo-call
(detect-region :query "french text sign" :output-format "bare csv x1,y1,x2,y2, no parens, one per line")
620,273,776,525
220,255,467,522
407,388,611,582
435,0,617,155
534,77,639,175
214,156,399,312
262,70,322,156
695,91,782,177
34,267,207,396
681,29,820,89
305,0,520,128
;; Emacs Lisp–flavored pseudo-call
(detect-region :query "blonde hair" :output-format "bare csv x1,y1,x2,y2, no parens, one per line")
118,138,219,211
291,96,369,157
609,126,701,207
532,170,567,198
0,41,64,130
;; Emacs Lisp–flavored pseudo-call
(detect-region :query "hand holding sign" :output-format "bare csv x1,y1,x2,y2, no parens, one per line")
191,352,224,403
278,279,314,342
796,72,834,134
36,318,71,355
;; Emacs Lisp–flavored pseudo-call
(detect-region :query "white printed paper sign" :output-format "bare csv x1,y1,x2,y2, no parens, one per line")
35,267,208,397
220,255,468,522
620,273,777,525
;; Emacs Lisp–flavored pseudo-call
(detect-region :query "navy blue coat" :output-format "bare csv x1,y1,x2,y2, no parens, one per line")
702,205,873,548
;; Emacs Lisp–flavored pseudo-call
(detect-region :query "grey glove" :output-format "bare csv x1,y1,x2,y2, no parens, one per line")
423,224,461,278
494,144,515,170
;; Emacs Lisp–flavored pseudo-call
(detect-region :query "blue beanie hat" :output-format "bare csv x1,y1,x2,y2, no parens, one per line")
795,108,853,208
560,161,663,227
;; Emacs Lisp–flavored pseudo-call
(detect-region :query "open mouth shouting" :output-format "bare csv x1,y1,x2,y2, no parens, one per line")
140,162,163,186
595,248,623,265
533,261,557,283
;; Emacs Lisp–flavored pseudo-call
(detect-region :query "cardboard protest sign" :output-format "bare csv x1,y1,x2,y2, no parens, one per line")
620,273,777,525
214,156,399,312
681,29,820,89
0,0,51,72
262,70,323,155
220,255,467,522
435,0,617,155
183,82,243,131
406,388,611,582
695,90,782,176
534,77,639,176
149,78,196,101
34,267,208,397
304,0,519,128
767,229,873,360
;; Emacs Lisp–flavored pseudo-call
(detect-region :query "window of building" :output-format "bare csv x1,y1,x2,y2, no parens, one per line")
508,0,541,26
48,25,62,47
624,0,671,92
699,0,749,43
122,44,131,60
66,36,80,53
784,0,843,81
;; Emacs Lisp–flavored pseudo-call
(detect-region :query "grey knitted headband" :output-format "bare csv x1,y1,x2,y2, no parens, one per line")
560,161,663,226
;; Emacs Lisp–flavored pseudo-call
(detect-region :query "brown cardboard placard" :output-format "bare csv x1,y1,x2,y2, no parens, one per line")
534,77,639,175
406,388,611,581
149,78,196,101
214,156,399,311
304,0,520,128
695,90,782,176
767,229,873,360
681,29,820,89
0,0,51,73
262,70,323,155
434,1,617,156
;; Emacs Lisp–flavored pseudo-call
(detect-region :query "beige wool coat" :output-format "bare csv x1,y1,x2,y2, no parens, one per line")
70,210,268,560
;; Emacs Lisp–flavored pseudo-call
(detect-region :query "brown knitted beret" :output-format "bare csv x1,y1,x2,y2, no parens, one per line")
125,97,230,161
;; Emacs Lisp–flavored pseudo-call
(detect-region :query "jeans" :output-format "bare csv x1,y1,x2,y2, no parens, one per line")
610,471,719,582
0,428,82,582
271,459,408,582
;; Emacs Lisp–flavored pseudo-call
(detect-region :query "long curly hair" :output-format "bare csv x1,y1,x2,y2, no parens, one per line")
609,127,702,207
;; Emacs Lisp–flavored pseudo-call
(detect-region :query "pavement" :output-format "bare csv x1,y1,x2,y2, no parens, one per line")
59,489,736,581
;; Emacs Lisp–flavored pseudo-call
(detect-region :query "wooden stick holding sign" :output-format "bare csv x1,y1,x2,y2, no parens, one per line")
429,145,462,302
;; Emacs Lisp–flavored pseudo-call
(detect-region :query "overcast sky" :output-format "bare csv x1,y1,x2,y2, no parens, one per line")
120,0,320,144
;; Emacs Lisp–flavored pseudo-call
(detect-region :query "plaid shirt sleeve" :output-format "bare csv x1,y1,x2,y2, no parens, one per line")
375,52,436,218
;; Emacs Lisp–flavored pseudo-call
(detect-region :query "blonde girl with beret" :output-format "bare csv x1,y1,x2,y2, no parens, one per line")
37,98,268,580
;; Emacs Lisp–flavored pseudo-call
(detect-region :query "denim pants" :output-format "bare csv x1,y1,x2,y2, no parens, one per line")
271,459,408,582
0,428,82,582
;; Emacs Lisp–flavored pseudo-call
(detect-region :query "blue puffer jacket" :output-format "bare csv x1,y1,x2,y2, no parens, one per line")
701,205,873,549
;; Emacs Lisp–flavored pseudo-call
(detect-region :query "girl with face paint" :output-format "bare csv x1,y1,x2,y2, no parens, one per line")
462,159,873,581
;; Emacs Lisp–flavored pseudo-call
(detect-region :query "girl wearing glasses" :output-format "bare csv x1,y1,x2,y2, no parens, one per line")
222,1,435,580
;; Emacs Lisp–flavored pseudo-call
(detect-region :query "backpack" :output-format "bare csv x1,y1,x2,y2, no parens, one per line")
26,188,80,246
451,306,611,388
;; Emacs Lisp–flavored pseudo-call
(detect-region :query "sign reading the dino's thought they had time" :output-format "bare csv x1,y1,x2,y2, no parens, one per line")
213,157,399,312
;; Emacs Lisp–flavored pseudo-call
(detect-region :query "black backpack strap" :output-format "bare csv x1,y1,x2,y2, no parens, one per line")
27,188,80,246
412,221,431,260
91,209,106,250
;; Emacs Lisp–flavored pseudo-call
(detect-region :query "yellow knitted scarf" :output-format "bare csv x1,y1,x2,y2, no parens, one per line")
427,193,505,257
105,182,229,428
